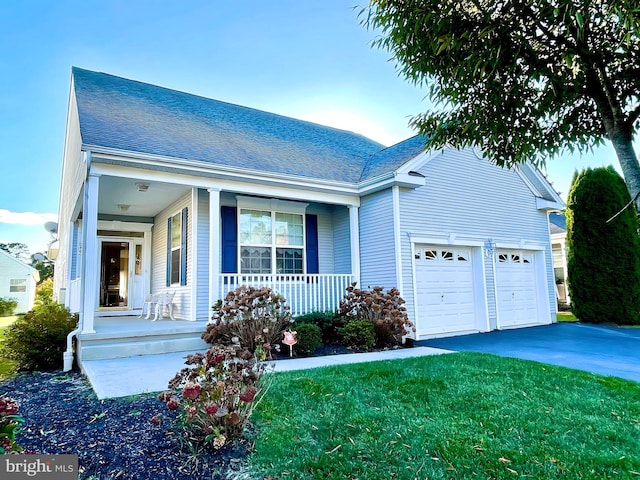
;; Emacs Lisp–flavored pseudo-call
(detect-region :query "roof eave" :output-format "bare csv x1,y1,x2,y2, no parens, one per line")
84,145,362,195
358,171,426,195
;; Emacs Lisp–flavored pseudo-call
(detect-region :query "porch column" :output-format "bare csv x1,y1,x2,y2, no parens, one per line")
349,205,360,285
208,188,221,310
80,173,100,334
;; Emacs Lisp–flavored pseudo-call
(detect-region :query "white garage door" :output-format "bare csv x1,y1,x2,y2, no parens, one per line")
415,246,477,336
495,250,539,327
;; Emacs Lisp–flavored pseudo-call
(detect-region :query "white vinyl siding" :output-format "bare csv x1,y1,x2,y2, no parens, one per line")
331,205,351,274
54,82,86,300
152,193,192,320
360,189,396,289
399,147,555,334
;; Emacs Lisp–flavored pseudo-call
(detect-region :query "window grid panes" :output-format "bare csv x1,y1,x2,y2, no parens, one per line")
241,247,272,273
239,209,305,274
276,248,303,274
240,210,272,244
275,213,303,246
9,279,26,293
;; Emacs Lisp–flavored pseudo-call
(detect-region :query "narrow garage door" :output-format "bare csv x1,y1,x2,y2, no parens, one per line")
415,246,477,336
495,250,539,328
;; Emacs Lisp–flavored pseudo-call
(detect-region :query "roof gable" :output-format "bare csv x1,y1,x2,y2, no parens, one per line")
72,68,385,183
0,249,37,274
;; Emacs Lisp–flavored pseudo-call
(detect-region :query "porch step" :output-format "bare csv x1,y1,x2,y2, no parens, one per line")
77,320,210,361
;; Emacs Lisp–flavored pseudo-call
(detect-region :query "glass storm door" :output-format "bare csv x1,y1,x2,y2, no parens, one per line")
99,241,132,309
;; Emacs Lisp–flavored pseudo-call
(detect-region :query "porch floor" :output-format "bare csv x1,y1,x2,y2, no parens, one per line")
81,315,208,340
81,346,452,399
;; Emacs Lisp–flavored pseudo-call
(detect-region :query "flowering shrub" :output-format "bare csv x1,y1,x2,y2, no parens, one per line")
202,286,292,356
0,396,24,453
339,284,415,346
159,344,269,450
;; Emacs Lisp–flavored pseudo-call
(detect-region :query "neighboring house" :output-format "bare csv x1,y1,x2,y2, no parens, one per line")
549,212,570,305
54,67,564,370
0,250,39,314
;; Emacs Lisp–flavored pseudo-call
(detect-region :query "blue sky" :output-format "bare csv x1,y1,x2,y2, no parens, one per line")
0,0,621,254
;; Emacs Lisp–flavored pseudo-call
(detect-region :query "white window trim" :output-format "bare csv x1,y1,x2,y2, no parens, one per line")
236,197,309,275
9,278,27,293
169,210,182,285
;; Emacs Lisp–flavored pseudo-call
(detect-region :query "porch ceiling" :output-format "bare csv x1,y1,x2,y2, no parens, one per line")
98,176,191,217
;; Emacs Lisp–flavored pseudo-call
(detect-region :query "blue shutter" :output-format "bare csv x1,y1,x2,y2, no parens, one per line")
180,207,188,286
221,206,237,273
166,216,172,287
305,214,319,274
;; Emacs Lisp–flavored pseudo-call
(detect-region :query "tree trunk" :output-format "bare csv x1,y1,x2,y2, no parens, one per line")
609,129,640,209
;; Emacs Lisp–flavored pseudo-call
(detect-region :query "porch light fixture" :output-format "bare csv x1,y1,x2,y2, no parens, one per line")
484,238,496,258
135,182,149,192
117,204,130,212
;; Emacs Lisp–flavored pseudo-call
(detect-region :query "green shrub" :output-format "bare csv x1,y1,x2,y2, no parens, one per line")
0,298,17,317
202,286,293,356
34,278,54,306
566,167,640,324
293,323,322,355
1,303,78,371
293,311,343,344
338,320,375,351
160,344,269,451
339,285,415,346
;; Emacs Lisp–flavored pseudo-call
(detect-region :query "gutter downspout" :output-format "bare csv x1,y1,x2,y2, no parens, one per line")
63,150,92,371
63,327,80,372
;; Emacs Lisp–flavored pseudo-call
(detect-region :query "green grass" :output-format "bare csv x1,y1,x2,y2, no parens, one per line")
556,311,577,322
250,353,640,479
0,316,17,380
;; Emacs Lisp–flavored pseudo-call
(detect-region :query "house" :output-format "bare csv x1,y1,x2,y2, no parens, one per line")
0,250,39,314
54,67,564,371
549,212,569,305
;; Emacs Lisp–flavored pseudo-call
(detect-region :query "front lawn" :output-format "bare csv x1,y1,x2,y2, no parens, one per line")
250,352,640,479
556,311,578,322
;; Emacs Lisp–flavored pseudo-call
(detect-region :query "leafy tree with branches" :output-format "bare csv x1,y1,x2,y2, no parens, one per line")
0,243,30,263
364,1,640,201
566,166,640,324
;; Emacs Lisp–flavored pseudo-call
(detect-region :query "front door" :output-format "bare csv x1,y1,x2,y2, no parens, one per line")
98,238,145,311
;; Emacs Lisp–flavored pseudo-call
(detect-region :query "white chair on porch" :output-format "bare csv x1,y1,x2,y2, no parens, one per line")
139,294,158,319
153,291,176,321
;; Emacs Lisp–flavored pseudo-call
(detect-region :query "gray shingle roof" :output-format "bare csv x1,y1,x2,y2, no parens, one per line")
360,135,426,181
549,212,566,234
73,67,411,183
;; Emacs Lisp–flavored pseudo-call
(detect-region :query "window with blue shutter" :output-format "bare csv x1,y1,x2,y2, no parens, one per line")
167,207,188,286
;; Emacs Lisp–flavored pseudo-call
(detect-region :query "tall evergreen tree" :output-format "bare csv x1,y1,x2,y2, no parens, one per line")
566,166,640,324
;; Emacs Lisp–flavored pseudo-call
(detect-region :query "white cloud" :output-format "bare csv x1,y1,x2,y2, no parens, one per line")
0,210,58,225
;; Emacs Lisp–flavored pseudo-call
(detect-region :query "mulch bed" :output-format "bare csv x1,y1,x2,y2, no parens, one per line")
0,372,251,479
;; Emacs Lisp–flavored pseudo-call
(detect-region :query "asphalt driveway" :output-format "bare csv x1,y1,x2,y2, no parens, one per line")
420,323,640,383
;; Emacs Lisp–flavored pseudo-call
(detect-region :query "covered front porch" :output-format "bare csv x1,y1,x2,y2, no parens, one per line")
61,165,361,371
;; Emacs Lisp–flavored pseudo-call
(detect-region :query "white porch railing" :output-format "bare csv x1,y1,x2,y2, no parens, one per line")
69,278,82,313
218,274,353,316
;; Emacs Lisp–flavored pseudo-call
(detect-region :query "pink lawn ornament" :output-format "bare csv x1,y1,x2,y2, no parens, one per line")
283,330,297,357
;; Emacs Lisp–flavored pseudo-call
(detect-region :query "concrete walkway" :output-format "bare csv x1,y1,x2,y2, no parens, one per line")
82,346,452,399
421,322,640,383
